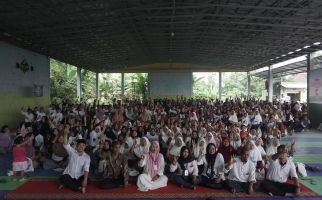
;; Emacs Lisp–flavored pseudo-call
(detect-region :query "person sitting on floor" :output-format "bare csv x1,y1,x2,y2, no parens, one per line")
59,129,90,194
262,144,300,196
137,141,168,192
170,146,199,189
199,143,226,189
43,133,68,171
226,147,256,194
99,141,128,189
0,125,12,155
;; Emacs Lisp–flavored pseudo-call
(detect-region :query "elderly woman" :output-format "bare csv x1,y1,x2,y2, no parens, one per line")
137,141,168,192
168,137,185,158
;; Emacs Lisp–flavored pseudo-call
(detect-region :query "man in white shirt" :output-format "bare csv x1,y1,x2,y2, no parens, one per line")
262,145,300,196
226,148,256,194
52,108,63,125
21,108,34,123
59,130,90,193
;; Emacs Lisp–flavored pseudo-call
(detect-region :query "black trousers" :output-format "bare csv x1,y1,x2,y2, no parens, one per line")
60,174,84,191
262,180,297,196
100,177,123,189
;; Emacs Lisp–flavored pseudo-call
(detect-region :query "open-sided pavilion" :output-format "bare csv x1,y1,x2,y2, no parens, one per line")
1,0,322,126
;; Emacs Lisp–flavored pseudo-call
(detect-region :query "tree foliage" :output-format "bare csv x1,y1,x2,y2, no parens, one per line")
50,59,77,104
51,59,263,102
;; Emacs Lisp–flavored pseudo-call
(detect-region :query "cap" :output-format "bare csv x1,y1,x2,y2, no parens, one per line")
77,139,86,145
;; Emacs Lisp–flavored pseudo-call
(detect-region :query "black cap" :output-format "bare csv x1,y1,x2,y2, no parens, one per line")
77,139,86,145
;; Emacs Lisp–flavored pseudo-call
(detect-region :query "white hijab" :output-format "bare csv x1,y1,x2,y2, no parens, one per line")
194,138,206,158
169,137,185,157
133,137,150,158
249,140,262,163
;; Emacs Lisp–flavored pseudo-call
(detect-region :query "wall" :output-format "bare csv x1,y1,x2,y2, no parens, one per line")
0,42,50,128
148,71,192,98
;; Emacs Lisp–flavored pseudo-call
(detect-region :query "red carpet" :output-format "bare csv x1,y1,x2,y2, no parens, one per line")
5,179,320,199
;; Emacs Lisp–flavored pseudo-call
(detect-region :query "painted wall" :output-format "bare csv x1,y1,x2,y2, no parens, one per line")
0,42,50,128
148,71,192,98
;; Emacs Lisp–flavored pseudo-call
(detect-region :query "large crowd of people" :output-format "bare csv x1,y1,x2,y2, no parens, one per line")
0,97,315,196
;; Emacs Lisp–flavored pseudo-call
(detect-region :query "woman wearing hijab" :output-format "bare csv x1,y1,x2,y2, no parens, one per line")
137,141,168,191
205,132,217,146
168,136,185,158
132,137,151,159
199,143,226,189
218,136,235,164
170,146,199,189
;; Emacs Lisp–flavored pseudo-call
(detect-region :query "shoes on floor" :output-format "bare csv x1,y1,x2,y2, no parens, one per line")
19,178,27,182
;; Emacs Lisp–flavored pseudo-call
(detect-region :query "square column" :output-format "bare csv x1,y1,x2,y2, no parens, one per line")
247,71,251,97
219,71,222,100
96,72,99,99
77,67,82,100
268,65,273,102
121,72,125,97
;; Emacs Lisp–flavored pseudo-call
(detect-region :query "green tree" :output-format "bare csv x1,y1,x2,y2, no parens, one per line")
50,59,77,104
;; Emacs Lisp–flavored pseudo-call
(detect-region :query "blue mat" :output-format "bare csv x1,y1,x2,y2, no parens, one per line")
294,147,322,154
0,154,12,176
0,190,10,200
304,163,322,177
282,138,322,142
29,168,61,177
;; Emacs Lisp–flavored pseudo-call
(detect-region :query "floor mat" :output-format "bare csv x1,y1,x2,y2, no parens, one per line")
300,176,322,195
293,155,322,163
4,179,320,199
0,176,28,190
294,147,322,154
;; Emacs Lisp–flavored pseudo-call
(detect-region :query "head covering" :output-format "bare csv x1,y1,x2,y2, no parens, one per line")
218,136,234,163
134,137,150,158
147,141,162,179
193,138,206,158
77,139,86,145
249,140,262,163
205,143,218,170
205,132,217,146
169,137,185,157
177,146,194,170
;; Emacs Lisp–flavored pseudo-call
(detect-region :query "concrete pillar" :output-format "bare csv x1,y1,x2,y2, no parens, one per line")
77,67,82,100
219,72,222,100
307,53,311,115
96,72,99,99
121,72,125,97
247,71,251,97
268,65,273,102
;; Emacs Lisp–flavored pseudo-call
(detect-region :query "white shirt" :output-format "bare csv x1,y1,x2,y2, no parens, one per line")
227,157,256,183
200,153,225,180
21,111,34,122
266,158,298,183
89,130,101,147
36,111,46,121
251,114,262,125
63,144,90,179
229,114,238,123
170,160,198,176
52,112,63,124
34,134,44,147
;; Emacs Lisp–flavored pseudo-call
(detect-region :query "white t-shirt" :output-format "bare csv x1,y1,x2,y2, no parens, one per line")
227,157,256,183
266,158,298,183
